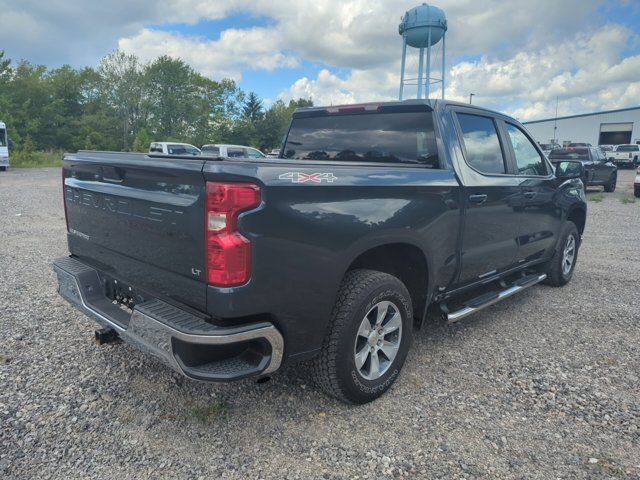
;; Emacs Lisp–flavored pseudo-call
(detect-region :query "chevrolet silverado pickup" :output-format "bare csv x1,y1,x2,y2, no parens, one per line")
55,100,587,403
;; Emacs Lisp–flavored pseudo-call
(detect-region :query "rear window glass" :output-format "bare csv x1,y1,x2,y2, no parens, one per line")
549,148,589,160
616,145,639,152
0,128,6,147
283,112,439,167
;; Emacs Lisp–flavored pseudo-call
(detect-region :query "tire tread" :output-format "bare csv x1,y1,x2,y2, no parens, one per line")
311,269,409,403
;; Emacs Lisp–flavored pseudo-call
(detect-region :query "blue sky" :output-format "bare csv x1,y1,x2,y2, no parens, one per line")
1,0,639,119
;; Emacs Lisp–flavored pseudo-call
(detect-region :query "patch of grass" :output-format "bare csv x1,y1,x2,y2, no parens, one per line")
588,193,605,202
190,400,229,424
9,150,63,168
620,196,636,204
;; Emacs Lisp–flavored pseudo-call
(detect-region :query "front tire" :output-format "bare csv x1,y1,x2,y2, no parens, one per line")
542,221,579,287
603,173,616,192
311,269,413,404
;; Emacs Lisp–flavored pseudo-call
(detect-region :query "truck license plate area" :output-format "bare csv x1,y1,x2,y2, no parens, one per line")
104,277,141,314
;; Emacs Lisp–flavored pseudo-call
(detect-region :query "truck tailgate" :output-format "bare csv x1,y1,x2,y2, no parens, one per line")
62,152,207,310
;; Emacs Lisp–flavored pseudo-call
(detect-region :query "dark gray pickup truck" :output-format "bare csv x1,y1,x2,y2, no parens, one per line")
55,100,587,403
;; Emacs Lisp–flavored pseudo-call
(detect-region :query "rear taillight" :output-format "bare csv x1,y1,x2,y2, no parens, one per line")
62,169,69,232
205,182,260,287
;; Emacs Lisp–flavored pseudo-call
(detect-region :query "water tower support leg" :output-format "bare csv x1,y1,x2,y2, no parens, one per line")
441,33,446,99
417,47,424,99
399,39,407,101
426,29,432,99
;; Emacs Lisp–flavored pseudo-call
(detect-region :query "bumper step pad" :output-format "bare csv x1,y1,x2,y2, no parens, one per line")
53,257,283,382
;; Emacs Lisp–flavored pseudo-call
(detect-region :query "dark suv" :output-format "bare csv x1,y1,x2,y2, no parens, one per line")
549,147,617,192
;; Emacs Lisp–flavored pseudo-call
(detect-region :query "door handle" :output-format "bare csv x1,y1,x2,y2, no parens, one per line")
468,194,488,205
523,190,536,199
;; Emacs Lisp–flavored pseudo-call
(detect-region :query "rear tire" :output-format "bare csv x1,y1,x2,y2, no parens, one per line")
311,269,413,404
0,166,6,172
603,173,616,192
542,221,579,287
635,187,640,198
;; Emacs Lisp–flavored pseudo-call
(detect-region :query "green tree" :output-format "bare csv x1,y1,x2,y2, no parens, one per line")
98,51,145,150
132,128,151,152
243,91,263,125
0,49,311,158
255,98,313,151
144,56,203,141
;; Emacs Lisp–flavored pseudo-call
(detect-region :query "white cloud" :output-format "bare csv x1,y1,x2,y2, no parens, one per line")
119,27,299,81
0,0,637,120
280,23,640,121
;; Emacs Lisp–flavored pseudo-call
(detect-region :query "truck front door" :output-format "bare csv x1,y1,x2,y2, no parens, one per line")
503,122,561,263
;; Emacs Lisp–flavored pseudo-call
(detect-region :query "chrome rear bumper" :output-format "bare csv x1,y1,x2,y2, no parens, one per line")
53,256,284,381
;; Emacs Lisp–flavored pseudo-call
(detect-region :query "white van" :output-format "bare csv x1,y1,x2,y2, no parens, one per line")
200,144,266,158
0,121,9,171
149,142,201,156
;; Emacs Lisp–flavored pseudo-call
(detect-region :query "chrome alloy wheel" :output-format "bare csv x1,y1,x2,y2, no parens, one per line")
353,301,402,381
562,234,576,276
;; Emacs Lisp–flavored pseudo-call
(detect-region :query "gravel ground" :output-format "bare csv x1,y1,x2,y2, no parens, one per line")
1,167,639,479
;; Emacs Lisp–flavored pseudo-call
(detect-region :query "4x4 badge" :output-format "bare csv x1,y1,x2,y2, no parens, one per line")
279,172,337,183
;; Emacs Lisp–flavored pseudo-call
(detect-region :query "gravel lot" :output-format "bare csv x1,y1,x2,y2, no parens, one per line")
1,167,639,479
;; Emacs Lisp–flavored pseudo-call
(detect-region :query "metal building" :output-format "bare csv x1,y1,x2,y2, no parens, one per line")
523,106,640,146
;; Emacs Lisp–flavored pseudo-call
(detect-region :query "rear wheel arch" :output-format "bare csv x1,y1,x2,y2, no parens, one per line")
344,242,430,324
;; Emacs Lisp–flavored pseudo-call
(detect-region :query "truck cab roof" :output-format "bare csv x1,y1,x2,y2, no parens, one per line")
293,99,508,119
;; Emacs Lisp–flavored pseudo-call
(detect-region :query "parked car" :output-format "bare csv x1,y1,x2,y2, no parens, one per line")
568,142,592,147
55,99,587,404
0,121,9,171
549,147,617,192
149,142,201,156
608,144,639,168
201,144,266,158
539,143,561,156
635,166,640,198
599,144,615,153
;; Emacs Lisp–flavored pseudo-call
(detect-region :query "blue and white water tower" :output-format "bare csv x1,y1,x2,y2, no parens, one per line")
398,3,448,100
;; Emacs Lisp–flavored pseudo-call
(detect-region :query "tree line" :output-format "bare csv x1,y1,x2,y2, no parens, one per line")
0,50,312,154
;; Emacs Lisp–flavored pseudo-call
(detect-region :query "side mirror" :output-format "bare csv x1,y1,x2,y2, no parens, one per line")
554,160,584,180
7,138,13,152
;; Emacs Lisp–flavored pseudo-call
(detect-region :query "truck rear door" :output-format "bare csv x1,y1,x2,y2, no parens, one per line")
63,152,208,310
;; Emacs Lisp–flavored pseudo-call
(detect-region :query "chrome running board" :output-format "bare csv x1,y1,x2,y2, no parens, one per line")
443,273,547,323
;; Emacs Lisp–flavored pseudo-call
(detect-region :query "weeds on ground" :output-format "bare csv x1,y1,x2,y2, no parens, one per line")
620,197,636,204
589,193,605,202
9,150,63,168
190,400,229,424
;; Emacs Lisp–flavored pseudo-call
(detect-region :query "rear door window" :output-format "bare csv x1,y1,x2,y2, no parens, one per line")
168,145,187,155
0,128,6,147
456,113,506,174
201,146,220,155
505,123,548,176
227,147,245,158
